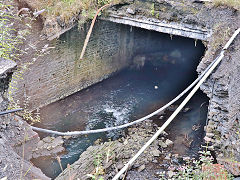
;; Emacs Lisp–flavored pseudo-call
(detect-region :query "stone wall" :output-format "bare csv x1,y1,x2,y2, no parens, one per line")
10,20,134,110
197,36,240,175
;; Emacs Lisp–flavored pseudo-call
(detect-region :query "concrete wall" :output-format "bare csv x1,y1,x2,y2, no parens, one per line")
10,20,134,110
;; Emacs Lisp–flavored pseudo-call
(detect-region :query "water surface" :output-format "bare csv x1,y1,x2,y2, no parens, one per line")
32,40,207,178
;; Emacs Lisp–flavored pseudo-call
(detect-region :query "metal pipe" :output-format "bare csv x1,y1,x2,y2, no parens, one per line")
113,28,240,180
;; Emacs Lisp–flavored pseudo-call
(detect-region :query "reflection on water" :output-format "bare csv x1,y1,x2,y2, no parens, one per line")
32,44,206,178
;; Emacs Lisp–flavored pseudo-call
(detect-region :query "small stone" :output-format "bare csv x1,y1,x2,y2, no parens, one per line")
46,146,52,150
165,153,171,160
63,136,71,139
167,170,174,178
204,136,212,142
126,8,135,15
163,131,168,135
138,164,145,172
37,140,44,147
0,96,3,104
159,140,167,148
94,139,101,145
183,156,191,161
152,149,160,157
183,107,190,112
215,140,221,145
165,139,174,146
42,136,52,143
173,154,179,158
117,162,124,170
208,146,214,150
206,133,215,137
159,115,164,119
123,139,128,145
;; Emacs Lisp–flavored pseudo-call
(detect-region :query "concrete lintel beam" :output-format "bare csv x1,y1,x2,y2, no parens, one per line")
101,14,211,41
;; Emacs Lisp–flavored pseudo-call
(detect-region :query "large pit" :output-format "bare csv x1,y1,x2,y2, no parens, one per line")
24,21,209,178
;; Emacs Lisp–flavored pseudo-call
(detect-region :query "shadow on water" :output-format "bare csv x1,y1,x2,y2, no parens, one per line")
31,33,207,178
152,91,208,157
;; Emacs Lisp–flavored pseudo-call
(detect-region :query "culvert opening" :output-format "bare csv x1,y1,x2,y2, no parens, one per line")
31,21,209,178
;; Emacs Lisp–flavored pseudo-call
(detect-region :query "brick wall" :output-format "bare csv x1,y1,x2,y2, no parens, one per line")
11,20,134,110
10,19,203,110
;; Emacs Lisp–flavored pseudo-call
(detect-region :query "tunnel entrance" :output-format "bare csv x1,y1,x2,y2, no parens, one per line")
31,22,208,178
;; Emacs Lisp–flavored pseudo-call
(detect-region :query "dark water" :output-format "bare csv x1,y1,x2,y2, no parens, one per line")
31,39,207,178
153,91,208,156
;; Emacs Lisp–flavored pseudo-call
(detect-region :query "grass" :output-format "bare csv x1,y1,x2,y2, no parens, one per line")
1,1,52,124
28,0,121,24
212,0,240,10
173,145,234,180
0,3,20,61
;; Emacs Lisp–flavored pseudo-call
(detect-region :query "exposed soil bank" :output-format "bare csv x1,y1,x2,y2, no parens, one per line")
0,1,49,179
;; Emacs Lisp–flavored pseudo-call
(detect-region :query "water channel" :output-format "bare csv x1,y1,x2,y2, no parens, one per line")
31,33,208,178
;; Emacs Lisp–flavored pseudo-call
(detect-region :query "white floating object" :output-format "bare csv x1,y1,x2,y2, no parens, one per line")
154,86,158,89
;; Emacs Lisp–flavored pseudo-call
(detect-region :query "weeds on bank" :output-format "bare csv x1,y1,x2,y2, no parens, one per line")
172,144,233,180
0,3,21,61
33,0,122,24
202,23,232,61
213,0,240,11
211,24,232,51
87,154,105,180
1,1,53,124
86,147,112,180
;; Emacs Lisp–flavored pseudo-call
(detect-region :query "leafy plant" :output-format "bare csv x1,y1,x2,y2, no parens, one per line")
1,1,53,124
0,3,21,61
87,154,105,180
151,3,155,16
173,144,233,180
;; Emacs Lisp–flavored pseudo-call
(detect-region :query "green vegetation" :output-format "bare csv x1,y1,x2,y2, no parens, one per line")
1,1,51,124
150,3,155,16
213,0,240,11
86,147,112,180
173,145,233,179
0,3,20,61
32,0,122,24
87,154,105,180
